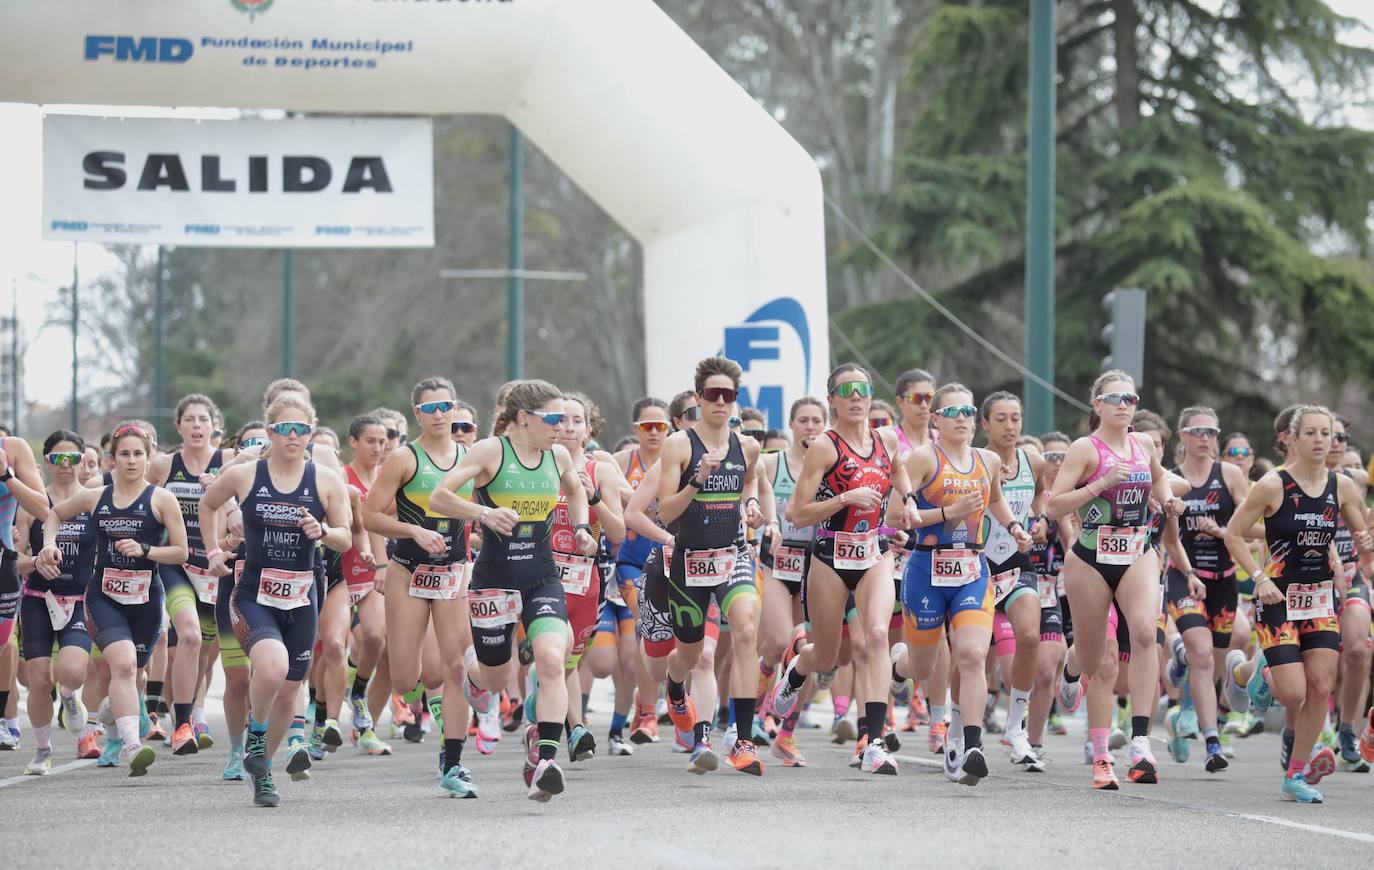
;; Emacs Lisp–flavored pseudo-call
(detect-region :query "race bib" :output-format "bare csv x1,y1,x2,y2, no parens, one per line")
347,581,372,606
684,546,736,587
44,590,79,631
931,549,981,588
1286,581,1334,621
1037,575,1057,608
408,563,459,600
554,552,595,597
833,531,878,571
991,567,1020,604
1056,573,1066,597
892,548,909,580
186,563,218,606
101,568,152,605
1096,526,1147,565
256,567,313,610
469,588,522,628
772,544,806,584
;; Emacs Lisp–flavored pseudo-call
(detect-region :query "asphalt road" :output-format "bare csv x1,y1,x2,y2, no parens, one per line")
4,688,1374,868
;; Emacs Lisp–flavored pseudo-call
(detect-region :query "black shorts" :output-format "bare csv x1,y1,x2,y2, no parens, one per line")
85,578,165,668
813,537,889,591
760,533,810,598
1254,581,1341,668
19,593,93,660
1165,568,1237,648
1035,574,1064,642
989,552,1038,615
233,567,319,681
636,549,676,656
668,542,755,645
468,573,569,668
0,550,21,621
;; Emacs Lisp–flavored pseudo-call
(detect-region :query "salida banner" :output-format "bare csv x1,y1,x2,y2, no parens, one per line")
42,114,434,247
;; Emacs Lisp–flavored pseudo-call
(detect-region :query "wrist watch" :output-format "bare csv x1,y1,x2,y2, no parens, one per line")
574,523,594,536
0,467,13,482
140,542,152,557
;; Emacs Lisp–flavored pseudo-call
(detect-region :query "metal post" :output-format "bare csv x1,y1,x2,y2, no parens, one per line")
71,243,79,431
154,246,165,425
507,124,524,381
1024,0,1057,434
282,249,294,378
9,278,17,433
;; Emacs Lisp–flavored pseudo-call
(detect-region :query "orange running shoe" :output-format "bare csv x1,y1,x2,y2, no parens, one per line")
928,721,947,755
77,730,101,759
629,711,657,745
910,689,930,727
1092,759,1119,790
666,695,697,737
771,734,806,767
756,667,775,707
171,722,198,756
391,694,415,726
146,712,167,743
728,738,764,775
1360,707,1374,764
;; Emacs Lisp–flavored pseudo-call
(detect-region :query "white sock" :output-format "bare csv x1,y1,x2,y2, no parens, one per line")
34,724,52,750
1009,688,1031,735
192,707,207,727
463,645,478,672
116,715,141,750
950,704,963,736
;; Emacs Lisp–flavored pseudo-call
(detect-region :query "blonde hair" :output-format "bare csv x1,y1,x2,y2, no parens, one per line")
498,380,563,432
265,393,318,426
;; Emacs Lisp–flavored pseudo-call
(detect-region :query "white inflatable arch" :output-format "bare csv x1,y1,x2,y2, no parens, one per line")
0,0,828,422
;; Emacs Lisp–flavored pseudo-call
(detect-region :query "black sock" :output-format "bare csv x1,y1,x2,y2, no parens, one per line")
174,702,193,729
857,717,869,742
786,664,806,691
1049,698,1059,715
667,678,686,704
964,724,983,749
1116,696,1128,709
717,705,730,727
351,675,369,698
1166,698,1179,709
865,702,887,741
315,698,329,726
693,721,710,747
146,682,164,713
537,721,561,762
735,698,756,736
0,690,9,713
1062,667,1080,684
891,662,903,685
51,686,58,703
582,693,590,718
443,738,464,772
1131,715,1150,740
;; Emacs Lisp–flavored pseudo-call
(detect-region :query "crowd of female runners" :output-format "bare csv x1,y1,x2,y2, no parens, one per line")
2,359,1373,807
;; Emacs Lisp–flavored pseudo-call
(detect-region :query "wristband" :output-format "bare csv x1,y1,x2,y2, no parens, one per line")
905,491,919,504
687,478,703,490
587,490,602,506
744,497,760,509
940,507,946,522
574,523,594,536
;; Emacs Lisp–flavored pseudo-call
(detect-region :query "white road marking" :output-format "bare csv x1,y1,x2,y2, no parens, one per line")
0,758,98,788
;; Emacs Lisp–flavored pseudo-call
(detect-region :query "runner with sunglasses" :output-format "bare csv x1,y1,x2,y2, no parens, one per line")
868,401,895,430
453,401,479,447
1224,405,1373,803
430,379,596,801
200,394,352,806
362,378,480,796
1162,406,1254,773
37,422,189,778
773,364,915,776
757,396,826,767
614,396,672,744
884,384,1030,784
659,357,769,777
1326,415,1372,771
146,393,229,756
1048,370,1182,790
14,431,95,773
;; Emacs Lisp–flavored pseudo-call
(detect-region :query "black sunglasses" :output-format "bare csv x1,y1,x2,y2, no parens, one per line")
452,421,477,435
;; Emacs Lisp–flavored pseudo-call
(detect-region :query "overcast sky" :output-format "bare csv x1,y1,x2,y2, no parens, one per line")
2,1,1372,413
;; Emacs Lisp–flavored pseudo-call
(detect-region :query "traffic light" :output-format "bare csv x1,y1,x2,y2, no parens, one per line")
1100,288,1146,385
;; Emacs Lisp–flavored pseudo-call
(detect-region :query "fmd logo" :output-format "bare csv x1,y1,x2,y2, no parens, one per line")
722,297,811,430
84,36,194,63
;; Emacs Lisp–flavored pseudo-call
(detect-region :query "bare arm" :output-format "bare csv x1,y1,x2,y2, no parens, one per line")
591,458,627,545
0,438,52,520
626,462,672,545
149,488,190,565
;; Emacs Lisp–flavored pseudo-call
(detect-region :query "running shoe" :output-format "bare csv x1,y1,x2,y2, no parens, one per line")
1057,673,1083,713
123,743,155,778
358,728,391,756
1165,707,1190,764
630,711,659,745
770,662,802,719
349,692,373,732
420,709,434,735
751,716,772,747
1360,707,1374,764
1109,727,1127,751
307,726,328,761
665,695,697,737
136,701,149,741
501,694,525,733
1242,712,1265,737
568,724,596,762
959,746,988,786
1306,746,1337,785
171,723,199,756
1048,712,1067,736
60,695,86,734
756,666,775,707
1318,725,1338,751
403,721,424,744
287,737,313,782
688,741,719,774
97,736,123,767
322,719,344,752
910,689,930,727
518,637,535,666
1127,736,1160,783
475,715,500,756
145,710,166,742
24,747,53,775
1220,729,1235,759
888,643,912,705
0,725,17,751
942,733,963,781
1222,650,1251,713
771,734,806,767
1092,758,1119,790
527,758,565,801
251,769,280,807
1281,771,1323,803
1176,699,1200,739
1222,710,1247,736
194,722,214,750
1009,730,1043,771
720,723,736,755
1204,742,1229,774
223,746,246,781
1246,656,1273,712
1166,634,1188,688
440,764,478,798
816,667,837,691
727,738,764,776
862,740,898,775
983,695,1005,735
522,724,539,788
607,734,634,756
77,729,101,759
390,694,416,726
831,716,857,745
881,724,900,754
928,720,947,755
850,734,869,769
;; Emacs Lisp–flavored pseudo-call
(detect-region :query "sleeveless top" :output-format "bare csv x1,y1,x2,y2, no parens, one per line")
552,456,603,552
985,447,1035,564
671,430,747,551
772,449,813,546
1264,470,1338,586
241,461,324,573
164,448,224,567
93,484,165,592
28,495,97,596
342,464,376,585
0,437,18,550
617,449,656,566
814,430,893,541
391,442,468,567
473,437,561,588
913,445,992,548
1076,434,1153,549
1175,461,1236,575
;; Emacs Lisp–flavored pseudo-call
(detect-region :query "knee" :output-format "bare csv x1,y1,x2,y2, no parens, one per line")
359,624,385,651
1344,638,1372,667
952,644,984,674
730,621,758,654
443,657,467,688
320,635,346,666
1127,620,1157,650
1307,671,1336,700
1014,625,1040,651
862,624,889,656
534,645,566,680
108,657,137,683
694,645,716,673
254,655,288,684
28,666,54,694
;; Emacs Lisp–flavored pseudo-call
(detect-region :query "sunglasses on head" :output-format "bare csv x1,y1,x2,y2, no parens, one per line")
902,391,934,405
46,452,83,467
1180,426,1219,438
634,420,670,434
451,421,477,435
239,436,268,451
699,387,738,404
416,400,455,415
935,404,978,419
113,424,146,440
830,381,873,399
269,421,313,438
1095,391,1140,406
532,412,566,426
1224,445,1253,458
1042,450,1066,463
680,406,701,421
